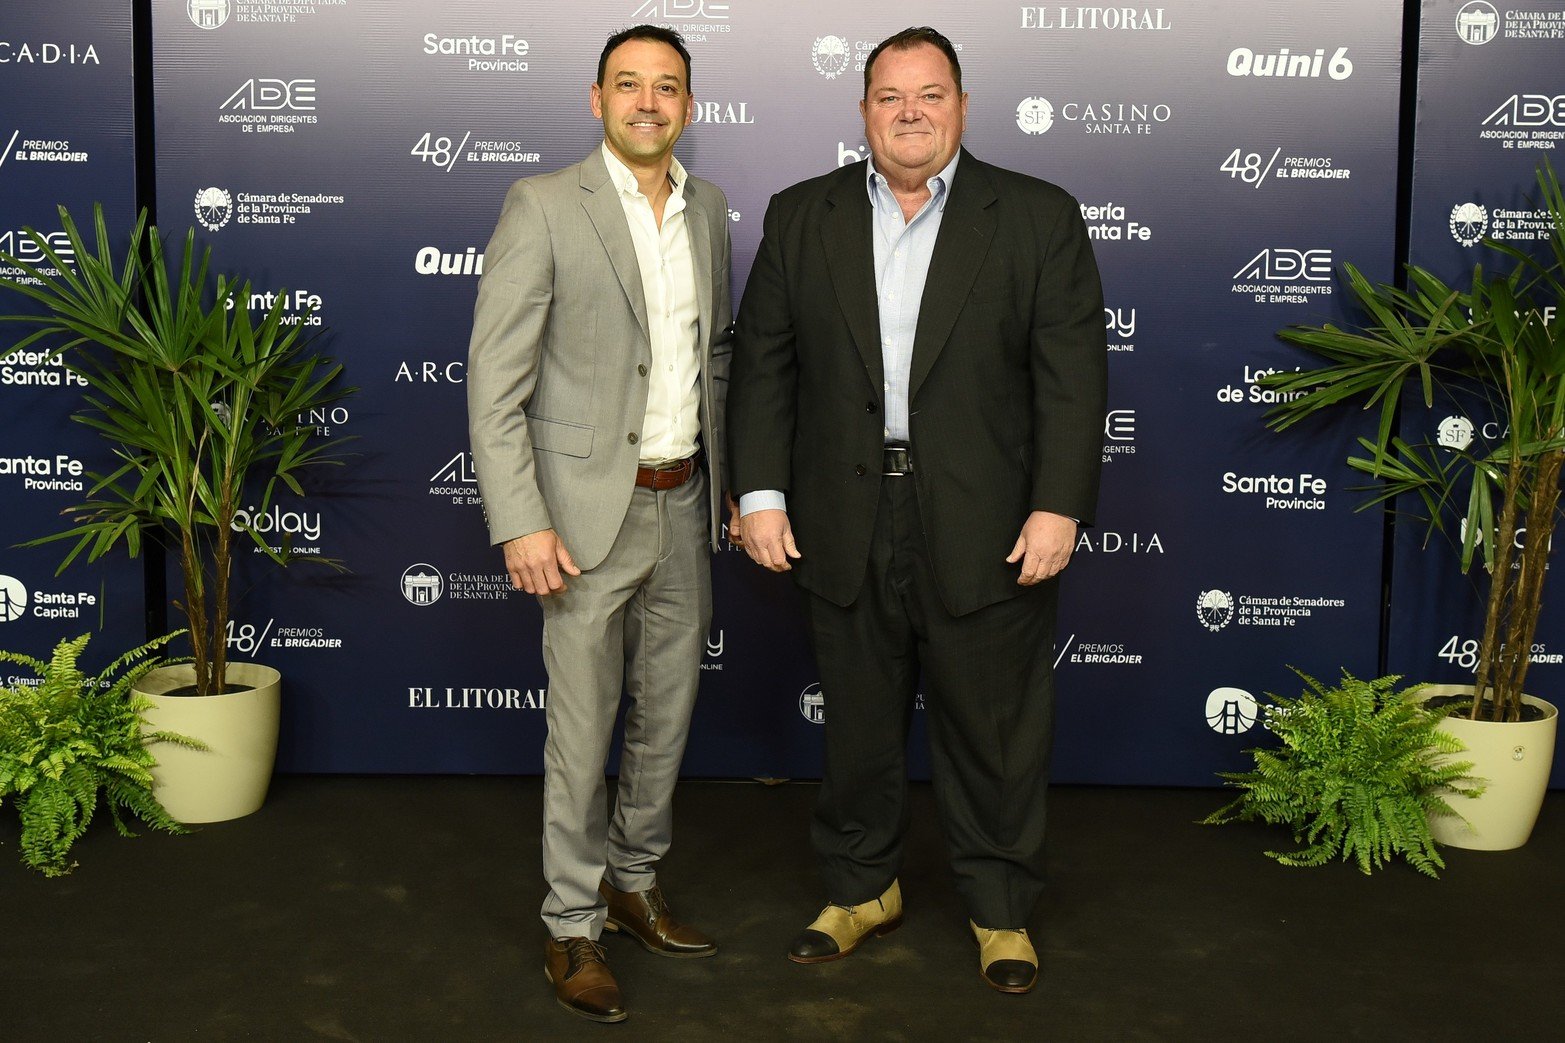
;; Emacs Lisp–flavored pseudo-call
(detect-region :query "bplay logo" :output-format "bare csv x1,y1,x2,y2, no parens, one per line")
0,575,27,623
799,682,825,724
1456,1,1500,45
188,0,231,29
836,141,869,168
1206,687,1259,734
402,564,444,606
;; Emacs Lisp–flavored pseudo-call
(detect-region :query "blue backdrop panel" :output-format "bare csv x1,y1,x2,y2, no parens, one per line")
146,1,1401,782
1397,0,1565,785
0,2,144,670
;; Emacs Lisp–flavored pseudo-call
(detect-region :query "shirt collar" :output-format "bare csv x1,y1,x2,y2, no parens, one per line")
601,141,686,201
865,149,960,212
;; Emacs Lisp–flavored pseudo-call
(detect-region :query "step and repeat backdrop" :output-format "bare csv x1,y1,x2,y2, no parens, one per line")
10,2,1556,785
1394,0,1565,783
0,2,145,673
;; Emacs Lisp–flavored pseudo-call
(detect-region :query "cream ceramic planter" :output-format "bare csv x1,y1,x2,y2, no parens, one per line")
136,662,282,824
1421,684,1558,851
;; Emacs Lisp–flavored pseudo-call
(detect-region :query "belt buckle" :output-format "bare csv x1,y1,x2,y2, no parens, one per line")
883,445,911,477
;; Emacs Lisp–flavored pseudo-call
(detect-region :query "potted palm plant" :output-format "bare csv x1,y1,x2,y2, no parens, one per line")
0,205,352,823
1260,161,1563,849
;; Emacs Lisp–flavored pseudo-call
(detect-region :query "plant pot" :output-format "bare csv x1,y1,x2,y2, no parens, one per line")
1420,684,1558,851
136,662,282,824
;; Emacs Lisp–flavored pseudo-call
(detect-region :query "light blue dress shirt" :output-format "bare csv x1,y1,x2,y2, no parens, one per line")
740,151,961,518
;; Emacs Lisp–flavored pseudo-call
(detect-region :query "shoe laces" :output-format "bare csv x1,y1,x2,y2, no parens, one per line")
564,937,608,970
644,885,671,918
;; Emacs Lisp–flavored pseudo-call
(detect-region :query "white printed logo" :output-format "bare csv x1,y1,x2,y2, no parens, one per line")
1206,687,1259,734
1456,2,1500,45
402,564,444,606
1016,97,1054,134
194,187,233,231
0,575,28,623
1450,202,1489,246
811,36,851,80
1196,590,1235,632
1437,415,1475,450
799,682,825,724
187,0,231,29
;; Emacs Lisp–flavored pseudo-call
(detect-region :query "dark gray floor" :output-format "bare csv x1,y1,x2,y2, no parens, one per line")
2,778,1560,1041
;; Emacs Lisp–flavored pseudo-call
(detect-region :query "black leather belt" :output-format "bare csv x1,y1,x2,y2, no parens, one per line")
883,444,912,476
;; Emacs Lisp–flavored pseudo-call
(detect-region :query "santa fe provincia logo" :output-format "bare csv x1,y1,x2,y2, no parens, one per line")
1196,589,1234,632
1450,202,1488,247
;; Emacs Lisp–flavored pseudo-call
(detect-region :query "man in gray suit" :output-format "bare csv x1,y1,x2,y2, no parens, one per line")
467,25,733,1025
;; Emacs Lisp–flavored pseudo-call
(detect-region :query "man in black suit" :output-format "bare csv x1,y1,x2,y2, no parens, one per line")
726,26,1106,993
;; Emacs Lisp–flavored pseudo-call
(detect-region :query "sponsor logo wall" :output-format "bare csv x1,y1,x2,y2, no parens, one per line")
1397,0,1565,784
0,2,143,669
137,0,1403,782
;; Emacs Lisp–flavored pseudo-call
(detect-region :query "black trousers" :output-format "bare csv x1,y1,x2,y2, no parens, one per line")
802,473,1058,929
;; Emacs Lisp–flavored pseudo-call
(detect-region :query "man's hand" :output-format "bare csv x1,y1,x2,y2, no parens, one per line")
1005,511,1078,585
503,529,581,596
739,508,801,572
725,492,744,547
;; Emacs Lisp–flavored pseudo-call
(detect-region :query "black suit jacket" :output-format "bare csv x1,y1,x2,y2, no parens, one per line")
728,151,1107,616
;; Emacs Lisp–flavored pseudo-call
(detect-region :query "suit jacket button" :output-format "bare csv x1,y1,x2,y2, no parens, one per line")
637,364,648,376
628,433,639,445
855,464,866,476
866,401,877,413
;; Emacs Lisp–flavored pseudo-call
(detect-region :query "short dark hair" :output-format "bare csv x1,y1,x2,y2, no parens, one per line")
863,26,962,96
598,24,692,92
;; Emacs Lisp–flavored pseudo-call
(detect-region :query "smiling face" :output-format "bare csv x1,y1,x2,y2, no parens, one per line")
590,37,693,170
859,42,967,185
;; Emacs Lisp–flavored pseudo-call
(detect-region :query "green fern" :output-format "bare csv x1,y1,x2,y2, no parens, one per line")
1204,671,1483,877
0,632,200,876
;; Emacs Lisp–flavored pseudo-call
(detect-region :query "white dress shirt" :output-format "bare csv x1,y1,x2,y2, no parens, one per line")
602,142,702,466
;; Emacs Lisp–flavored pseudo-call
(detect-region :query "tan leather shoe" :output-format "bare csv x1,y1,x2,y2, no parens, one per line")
544,936,628,1023
601,881,717,958
971,921,1038,994
787,879,903,964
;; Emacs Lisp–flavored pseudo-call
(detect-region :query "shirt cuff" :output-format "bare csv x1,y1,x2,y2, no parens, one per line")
739,490,786,517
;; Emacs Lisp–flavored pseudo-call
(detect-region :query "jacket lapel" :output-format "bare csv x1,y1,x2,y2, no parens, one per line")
684,192,713,363
579,150,650,342
909,152,997,400
821,166,884,387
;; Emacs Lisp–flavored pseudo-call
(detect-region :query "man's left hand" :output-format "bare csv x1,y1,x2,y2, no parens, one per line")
1005,511,1078,585
725,492,744,546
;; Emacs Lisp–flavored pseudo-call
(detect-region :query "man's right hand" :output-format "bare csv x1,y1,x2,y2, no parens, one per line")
503,529,581,595
739,509,801,572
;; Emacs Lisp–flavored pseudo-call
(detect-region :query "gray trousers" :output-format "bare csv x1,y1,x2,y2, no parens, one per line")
538,470,710,939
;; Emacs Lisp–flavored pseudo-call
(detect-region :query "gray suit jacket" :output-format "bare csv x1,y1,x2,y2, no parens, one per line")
468,148,733,570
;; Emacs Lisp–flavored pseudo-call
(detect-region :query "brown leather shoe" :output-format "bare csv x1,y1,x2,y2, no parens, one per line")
544,936,628,1023
787,879,903,964
600,881,717,959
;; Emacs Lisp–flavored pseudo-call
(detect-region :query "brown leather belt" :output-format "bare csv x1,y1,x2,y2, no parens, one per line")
635,453,700,491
